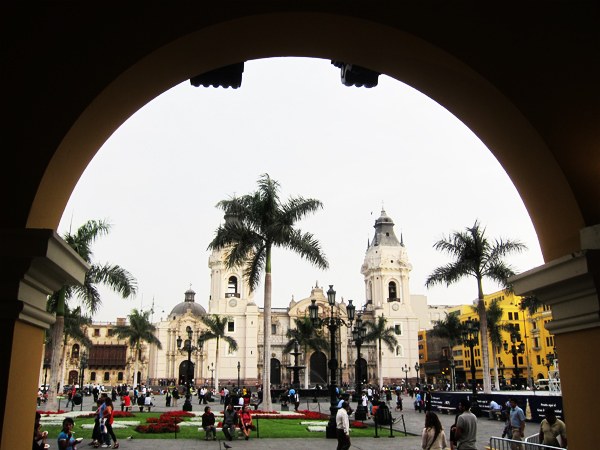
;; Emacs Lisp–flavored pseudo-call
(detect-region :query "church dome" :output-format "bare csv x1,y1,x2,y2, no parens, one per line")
168,288,207,320
370,207,402,247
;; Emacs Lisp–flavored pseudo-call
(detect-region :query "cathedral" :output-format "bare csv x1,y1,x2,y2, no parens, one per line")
49,209,427,389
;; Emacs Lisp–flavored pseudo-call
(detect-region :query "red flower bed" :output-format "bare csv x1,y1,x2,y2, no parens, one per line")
350,421,367,429
135,412,188,434
37,410,68,416
77,411,135,419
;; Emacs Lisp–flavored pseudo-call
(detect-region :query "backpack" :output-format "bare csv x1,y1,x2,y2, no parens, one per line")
377,403,392,426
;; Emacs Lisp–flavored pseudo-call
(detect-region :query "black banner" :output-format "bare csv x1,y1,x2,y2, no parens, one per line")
430,392,564,423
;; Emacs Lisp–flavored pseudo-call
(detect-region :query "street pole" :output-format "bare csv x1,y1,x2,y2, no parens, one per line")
309,286,355,440
237,361,241,390
462,319,481,416
351,316,367,420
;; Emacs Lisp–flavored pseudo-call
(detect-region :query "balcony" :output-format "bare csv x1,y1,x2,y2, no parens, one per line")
387,298,400,302
225,293,240,298
532,346,542,351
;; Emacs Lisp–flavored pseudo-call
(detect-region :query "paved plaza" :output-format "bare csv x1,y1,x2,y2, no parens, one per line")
38,392,542,450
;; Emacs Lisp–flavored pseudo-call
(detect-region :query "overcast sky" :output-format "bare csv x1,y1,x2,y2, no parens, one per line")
58,57,545,323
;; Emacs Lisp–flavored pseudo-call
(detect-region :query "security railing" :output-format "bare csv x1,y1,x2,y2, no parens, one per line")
489,436,563,450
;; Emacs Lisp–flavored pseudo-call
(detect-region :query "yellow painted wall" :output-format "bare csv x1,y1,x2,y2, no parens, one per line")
2,321,45,450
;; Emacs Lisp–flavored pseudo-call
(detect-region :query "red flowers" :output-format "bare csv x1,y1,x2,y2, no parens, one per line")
37,410,68,415
135,412,190,434
76,411,135,419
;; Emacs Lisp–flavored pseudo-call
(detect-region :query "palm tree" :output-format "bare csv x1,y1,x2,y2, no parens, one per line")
46,220,137,409
207,174,329,410
283,316,328,388
46,306,93,392
425,220,526,393
363,315,398,387
197,315,238,393
430,311,465,390
470,298,508,390
519,296,544,316
114,309,162,387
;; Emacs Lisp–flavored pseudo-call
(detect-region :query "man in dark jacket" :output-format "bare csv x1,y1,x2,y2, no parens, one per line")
222,403,238,441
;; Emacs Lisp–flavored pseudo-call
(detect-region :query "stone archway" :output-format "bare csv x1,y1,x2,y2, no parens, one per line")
178,361,194,386
310,351,327,386
2,6,598,449
270,358,281,386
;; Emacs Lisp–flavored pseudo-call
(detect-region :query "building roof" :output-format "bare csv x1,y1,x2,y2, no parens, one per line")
169,288,207,319
370,207,403,247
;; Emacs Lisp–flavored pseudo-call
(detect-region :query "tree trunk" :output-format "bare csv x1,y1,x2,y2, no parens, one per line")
492,344,500,390
214,337,220,393
304,346,309,389
47,286,66,410
59,334,68,392
477,278,492,394
378,338,383,388
132,341,139,387
263,246,272,411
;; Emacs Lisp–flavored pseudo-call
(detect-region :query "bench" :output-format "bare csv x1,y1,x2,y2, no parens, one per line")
198,427,244,439
438,406,455,414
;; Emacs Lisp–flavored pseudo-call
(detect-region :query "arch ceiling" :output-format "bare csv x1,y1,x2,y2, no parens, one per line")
3,3,598,265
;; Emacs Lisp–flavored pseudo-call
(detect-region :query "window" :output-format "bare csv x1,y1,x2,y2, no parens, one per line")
476,359,481,367
453,349,463,356
272,324,277,335
227,343,237,356
418,344,424,350
455,360,463,367
118,372,123,381
138,349,142,359
71,344,80,359
546,336,554,346
394,324,402,335
90,372,96,381
534,337,540,348
515,324,520,331
107,329,114,337
514,312,519,320
419,353,424,359
94,329,100,337
518,356,524,365
508,312,513,320
103,372,110,381
228,321,235,333
395,345,403,357
388,281,397,299
532,321,537,330
228,276,238,294
536,355,541,364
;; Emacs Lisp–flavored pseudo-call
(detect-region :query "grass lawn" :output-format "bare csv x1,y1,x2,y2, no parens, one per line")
38,413,405,440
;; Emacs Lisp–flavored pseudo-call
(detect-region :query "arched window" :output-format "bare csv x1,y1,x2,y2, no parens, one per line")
395,345,404,357
118,372,124,381
90,372,96,381
228,276,238,293
103,372,110,381
389,281,397,300
71,344,80,359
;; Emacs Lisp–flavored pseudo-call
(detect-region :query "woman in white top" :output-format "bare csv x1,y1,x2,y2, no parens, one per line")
422,412,448,450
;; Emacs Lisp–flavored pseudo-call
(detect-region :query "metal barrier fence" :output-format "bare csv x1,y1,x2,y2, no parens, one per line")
489,436,563,450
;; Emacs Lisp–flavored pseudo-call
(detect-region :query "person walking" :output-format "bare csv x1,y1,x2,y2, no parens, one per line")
416,390,423,413
101,397,119,448
453,399,477,450
336,401,351,450
424,389,432,413
421,412,448,450
539,408,567,448
172,387,179,408
509,397,526,450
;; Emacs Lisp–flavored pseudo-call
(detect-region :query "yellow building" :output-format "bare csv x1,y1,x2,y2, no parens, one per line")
452,291,557,389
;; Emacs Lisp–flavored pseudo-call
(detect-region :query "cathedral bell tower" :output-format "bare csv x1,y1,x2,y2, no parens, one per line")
361,208,412,310
207,212,255,313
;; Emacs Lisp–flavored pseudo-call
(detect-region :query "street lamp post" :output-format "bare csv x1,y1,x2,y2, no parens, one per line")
43,362,50,395
177,326,203,411
415,362,421,387
351,315,367,420
402,364,410,388
503,331,525,388
542,352,555,378
309,285,355,439
208,363,215,389
462,318,481,416
449,359,457,391
237,361,241,391
79,351,88,411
